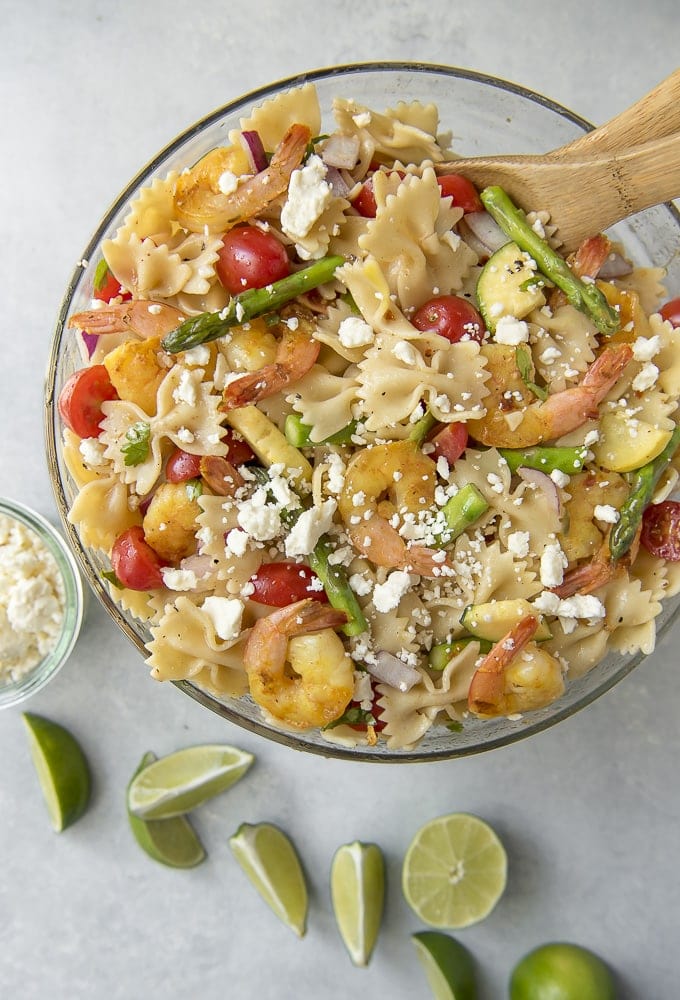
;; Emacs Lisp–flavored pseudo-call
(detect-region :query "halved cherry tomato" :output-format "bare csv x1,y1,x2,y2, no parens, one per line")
222,427,256,465
436,173,483,213
429,422,469,465
249,562,328,606
640,500,680,561
412,295,485,344
57,365,119,438
111,526,165,590
659,297,680,328
166,448,202,483
216,225,290,294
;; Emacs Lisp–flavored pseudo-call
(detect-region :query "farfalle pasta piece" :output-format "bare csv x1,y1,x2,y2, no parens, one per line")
601,572,660,656
290,364,359,442
332,98,444,165
67,475,140,551
356,332,488,433
100,365,227,495
112,171,179,245
237,82,322,150
336,257,418,341
528,304,598,392
104,233,192,299
359,168,476,310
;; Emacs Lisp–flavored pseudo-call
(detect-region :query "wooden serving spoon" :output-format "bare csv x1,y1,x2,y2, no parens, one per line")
437,70,680,250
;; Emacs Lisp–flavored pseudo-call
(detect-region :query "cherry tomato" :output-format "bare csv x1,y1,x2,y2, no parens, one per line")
429,422,469,465
347,695,387,733
659,297,680,328
216,225,290,294
412,295,485,344
640,500,680,561
436,173,483,213
249,562,328,606
166,448,202,483
222,427,256,465
351,170,406,218
57,365,119,438
111,526,165,590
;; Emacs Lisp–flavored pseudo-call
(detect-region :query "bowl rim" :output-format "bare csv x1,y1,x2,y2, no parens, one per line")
0,496,84,708
43,61,680,760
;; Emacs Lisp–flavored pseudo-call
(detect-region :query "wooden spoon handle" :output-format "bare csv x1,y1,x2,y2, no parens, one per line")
552,69,680,158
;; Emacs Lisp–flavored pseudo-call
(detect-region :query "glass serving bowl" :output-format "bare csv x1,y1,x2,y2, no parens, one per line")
44,62,680,761
0,497,84,709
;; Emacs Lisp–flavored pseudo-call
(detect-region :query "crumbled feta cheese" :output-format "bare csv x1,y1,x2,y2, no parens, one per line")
182,344,211,367
349,573,373,597
285,499,337,557
79,437,107,467
237,490,281,541
280,155,332,240
0,514,65,681
540,542,567,588
494,315,530,345
372,570,412,613
594,504,619,524
225,528,249,557
550,469,570,488
161,568,198,591
392,340,419,366
176,427,195,444
201,596,243,640
507,531,530,558
325,452,346,495
337,316,374,348
173,369,198,407
632,362,659,392
217,170,240,195
632,335,660,362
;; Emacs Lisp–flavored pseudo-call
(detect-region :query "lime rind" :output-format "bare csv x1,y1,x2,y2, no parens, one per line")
402,813,507,930
412,931,477,1000
229,822,308,937
127,744,254,819
127,752,206,869
330,840,385,966
22,712,91,832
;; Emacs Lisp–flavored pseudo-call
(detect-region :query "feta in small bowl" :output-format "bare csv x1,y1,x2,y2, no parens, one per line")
0,498,84,708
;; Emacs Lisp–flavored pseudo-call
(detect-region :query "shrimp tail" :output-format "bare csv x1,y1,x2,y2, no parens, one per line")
468,614,538,716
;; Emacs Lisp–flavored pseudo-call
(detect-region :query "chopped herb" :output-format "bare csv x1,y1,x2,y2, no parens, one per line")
102,569,124,589
265,312,281,327
185,478,203,501
516,345,548,401
446,721,464,733
93,258,111,292
121,421,151,466
323,706,376,730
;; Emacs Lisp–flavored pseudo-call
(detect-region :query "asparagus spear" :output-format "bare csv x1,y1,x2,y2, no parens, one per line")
499,445,589,475
479,186,620,336
437,484,489,543
306,537,368,638
408,409,439,446
609,423,680,560
609,424,680,559
284,413,358,448
161,254,344,353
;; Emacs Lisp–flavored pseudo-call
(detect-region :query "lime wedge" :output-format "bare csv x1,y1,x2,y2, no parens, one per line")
22,712,91,832
127,752,206,868
330,840,385,966
402,813,507,929
229,822,308,937
412,931,478,1000
127,743,254,820
509,942,616,1000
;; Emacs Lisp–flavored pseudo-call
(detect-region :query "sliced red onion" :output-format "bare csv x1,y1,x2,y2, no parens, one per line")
517,466,562,516
321,133,360,169
239,130,268,173
367,651,421,692
178,552,216,582
461,211,509,254
81,331,98,358
596,251,633,279
324,165,351,198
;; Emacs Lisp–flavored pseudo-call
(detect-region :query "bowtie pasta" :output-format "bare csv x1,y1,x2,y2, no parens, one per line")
59,81,680,751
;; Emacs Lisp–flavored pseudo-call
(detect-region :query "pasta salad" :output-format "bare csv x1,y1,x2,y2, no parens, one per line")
58,82,680,750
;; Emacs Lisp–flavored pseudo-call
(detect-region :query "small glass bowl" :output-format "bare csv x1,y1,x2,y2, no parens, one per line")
0,497,84,709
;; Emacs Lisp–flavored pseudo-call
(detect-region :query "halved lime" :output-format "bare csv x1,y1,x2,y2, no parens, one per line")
330,840,385,966
22,712,91,832
127,743,254,820
229,822,308,937
412,931,477,1000
127,752,206,868
509,942,616,1000
402,813,507,929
